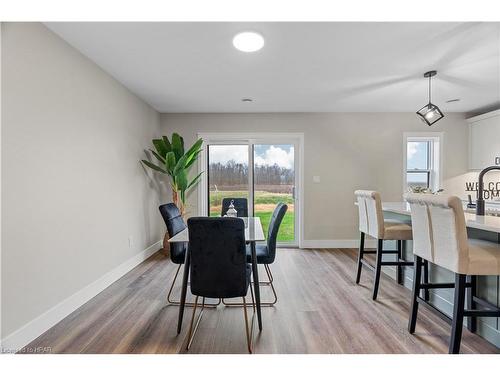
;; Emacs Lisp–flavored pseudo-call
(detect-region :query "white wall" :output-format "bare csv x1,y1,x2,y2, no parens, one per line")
161,112,470,243
1,23,164,344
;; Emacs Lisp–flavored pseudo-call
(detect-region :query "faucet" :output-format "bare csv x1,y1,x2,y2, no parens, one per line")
476,165,500,216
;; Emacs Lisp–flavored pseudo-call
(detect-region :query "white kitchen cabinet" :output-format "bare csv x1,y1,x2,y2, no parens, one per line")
468,109,500,170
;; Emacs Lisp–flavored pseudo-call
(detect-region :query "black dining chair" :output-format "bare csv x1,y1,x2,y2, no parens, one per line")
221,197,248,217
185,217,255,353
159,203,220,307
223,202,288,307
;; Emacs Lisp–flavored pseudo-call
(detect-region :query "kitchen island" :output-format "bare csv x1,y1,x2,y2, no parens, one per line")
383,202,500,234
379,201,500,348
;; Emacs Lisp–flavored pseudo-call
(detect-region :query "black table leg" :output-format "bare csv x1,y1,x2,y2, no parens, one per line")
177,247,190,334
251,241,262,331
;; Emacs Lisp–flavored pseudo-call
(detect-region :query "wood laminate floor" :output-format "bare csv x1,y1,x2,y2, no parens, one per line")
24,248,500,354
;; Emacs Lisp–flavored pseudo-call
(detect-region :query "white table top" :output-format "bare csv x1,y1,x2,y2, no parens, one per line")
168,217,266,243
382,202,500,234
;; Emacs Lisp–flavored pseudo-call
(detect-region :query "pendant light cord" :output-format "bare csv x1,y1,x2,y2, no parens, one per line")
428,74,432,104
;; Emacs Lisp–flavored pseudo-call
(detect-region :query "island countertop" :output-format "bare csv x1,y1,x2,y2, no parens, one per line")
382,202,500,234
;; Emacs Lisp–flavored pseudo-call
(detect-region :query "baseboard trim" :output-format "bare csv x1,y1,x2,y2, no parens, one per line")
301,239,377,249
1,240,162,353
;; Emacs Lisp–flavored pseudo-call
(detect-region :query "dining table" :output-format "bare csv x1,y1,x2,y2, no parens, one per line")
168,216,266,334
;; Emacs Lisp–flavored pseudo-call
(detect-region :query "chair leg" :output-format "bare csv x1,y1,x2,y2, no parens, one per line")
222,264,277,306
408,256,422,334
264,264,278,305
449,274,466,354
243,297,253,354
167,264,182,303
372,239,384,300
249,285,256,346
186,296,205,351
422,260,430,301
355,232,365,284
250,280,256,313
266,265,274,283
466,275,477,333
396,240,403,285
167,264,221,307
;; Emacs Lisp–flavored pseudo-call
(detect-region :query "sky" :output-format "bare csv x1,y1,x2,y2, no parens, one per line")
209,144,294,169
209,142,422,171
407,141,428,170
406,141,429,185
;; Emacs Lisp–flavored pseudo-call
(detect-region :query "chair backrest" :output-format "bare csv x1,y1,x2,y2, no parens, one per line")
266,203,288,262
159,203,187,264
404,193,469,274
187,217,248,299
221,198,248,217
354,190,384,239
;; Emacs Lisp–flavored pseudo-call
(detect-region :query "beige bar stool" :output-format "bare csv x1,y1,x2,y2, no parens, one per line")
405,193,500,354
354,190,415,299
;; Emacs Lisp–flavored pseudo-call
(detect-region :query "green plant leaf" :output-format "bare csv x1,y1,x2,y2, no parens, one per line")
176,170,188,191
185,138,203,158
166,151,176,174
152,139,168,158
171,133,184,160
141,159,167,173
149,149,166,164
185,149,202,169
187,171,203,190
173,153,189,176
162,136,172,153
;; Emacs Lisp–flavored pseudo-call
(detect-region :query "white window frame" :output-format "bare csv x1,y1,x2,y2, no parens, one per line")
403,132,443,193
197,132,304,248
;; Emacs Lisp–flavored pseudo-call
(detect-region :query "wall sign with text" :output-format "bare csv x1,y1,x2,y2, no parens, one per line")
466,181,500,199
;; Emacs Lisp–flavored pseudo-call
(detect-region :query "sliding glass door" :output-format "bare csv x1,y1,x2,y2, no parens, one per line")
253,144,295,243
202,134,301,246
207,144,249,216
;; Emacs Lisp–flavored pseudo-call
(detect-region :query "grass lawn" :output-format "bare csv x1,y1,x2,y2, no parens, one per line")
209,190,295,242
254,210,295,242
209,190,294,206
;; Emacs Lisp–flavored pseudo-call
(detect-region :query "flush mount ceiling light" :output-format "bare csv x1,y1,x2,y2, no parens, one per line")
241,98,253,102
232,32,264,52
416,70,444,126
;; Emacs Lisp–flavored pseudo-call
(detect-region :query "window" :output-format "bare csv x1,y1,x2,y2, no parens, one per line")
406,140,431,189
403,133,442,192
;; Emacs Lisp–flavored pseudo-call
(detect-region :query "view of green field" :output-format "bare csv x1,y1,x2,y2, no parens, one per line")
209,190,295,242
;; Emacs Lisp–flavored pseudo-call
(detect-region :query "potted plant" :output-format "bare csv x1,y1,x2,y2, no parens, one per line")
142,133,203,216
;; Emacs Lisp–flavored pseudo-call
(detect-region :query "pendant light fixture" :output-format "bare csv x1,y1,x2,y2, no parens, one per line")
416,70,444,126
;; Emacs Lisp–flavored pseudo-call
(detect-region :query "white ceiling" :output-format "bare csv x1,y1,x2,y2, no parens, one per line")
45,22,500,113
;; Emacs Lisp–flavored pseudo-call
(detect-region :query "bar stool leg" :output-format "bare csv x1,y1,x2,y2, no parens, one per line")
372,239,384,300
355,232,365,284
466,275,477,333
408,256,422,333
422,260,430,301
449,274,466,354
396,240,403,285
